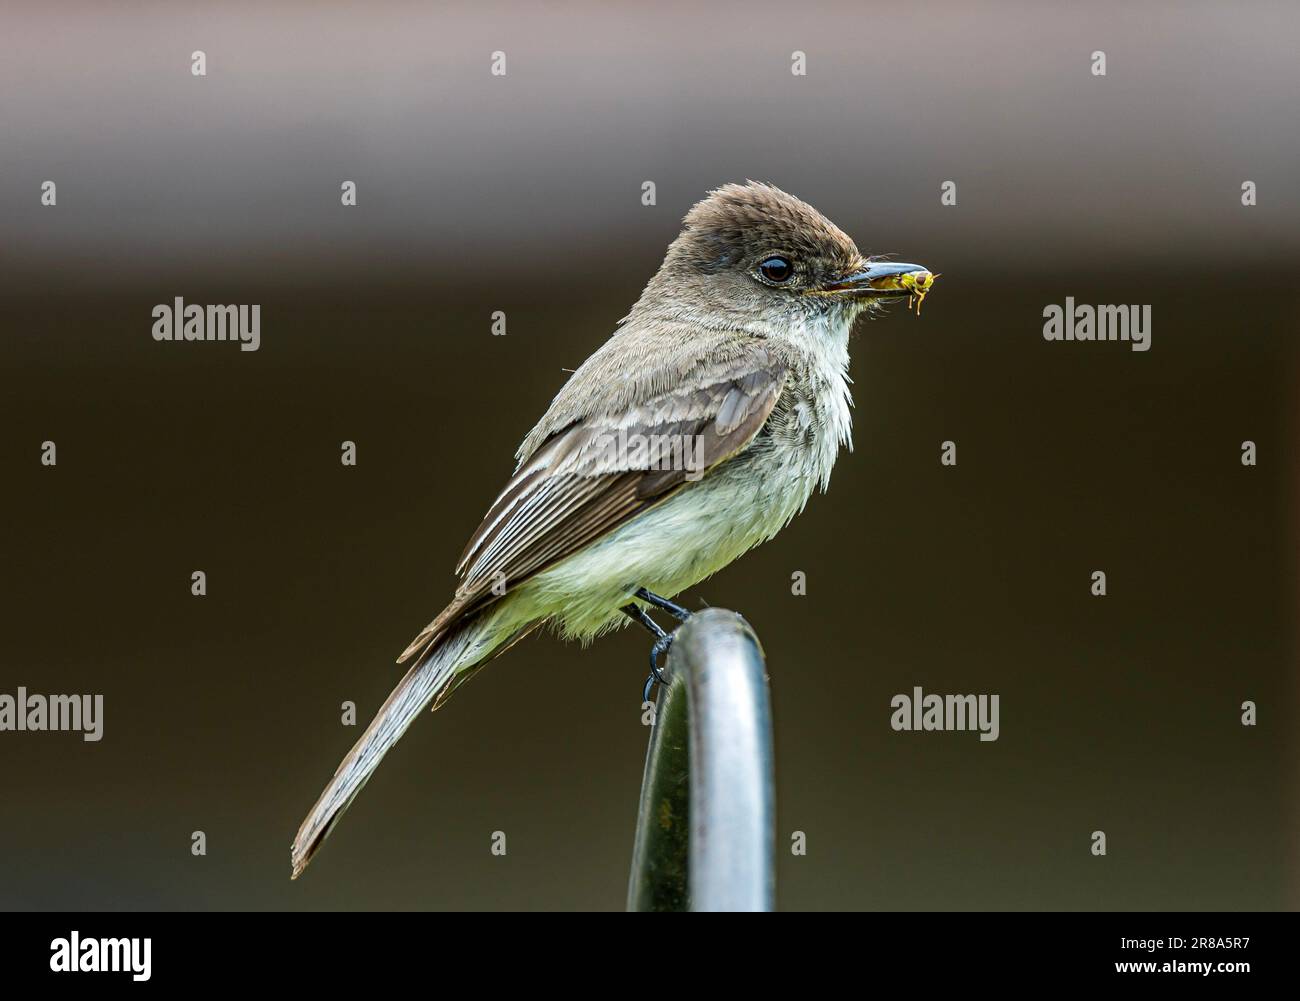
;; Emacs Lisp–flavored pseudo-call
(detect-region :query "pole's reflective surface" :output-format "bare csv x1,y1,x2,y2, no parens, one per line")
627,609,774,912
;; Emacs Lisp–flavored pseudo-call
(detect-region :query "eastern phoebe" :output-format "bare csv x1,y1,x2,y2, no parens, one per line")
291,181,936,877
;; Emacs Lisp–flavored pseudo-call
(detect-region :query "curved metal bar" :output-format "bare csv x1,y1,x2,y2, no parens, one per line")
626,608,774,912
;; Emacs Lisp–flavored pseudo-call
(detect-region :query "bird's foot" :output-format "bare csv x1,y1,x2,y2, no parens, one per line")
643,632,674,704
621,588,694,703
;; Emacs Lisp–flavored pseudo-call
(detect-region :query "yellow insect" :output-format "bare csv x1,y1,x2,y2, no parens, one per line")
864,267,941,314
898,269,939,314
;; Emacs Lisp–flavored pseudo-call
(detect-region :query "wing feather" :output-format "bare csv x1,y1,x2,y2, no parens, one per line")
396,340,786,664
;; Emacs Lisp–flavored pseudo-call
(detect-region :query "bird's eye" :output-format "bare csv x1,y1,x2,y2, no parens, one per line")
757,256,794,284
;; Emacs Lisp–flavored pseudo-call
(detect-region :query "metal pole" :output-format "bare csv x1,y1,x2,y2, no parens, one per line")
626,608,775,912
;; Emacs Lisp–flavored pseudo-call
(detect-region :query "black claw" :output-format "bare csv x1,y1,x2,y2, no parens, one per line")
643,633,674,703
650,634,673,680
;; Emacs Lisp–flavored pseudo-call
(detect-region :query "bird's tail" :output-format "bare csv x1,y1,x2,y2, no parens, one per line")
291,608,516,878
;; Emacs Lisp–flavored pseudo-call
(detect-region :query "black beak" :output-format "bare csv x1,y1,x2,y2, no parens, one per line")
824,261,935,297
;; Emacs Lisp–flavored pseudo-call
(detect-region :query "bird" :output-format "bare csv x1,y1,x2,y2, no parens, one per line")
291,181,936,877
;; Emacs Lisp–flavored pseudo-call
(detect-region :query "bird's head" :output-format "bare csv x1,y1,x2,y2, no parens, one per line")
634,180,936,333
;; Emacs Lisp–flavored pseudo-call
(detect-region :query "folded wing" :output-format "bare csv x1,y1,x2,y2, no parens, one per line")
397,338,787,664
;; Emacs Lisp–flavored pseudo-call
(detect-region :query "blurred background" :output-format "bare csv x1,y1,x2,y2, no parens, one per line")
1,0,1296,910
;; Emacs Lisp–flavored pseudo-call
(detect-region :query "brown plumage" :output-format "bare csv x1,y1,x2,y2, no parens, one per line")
395,337,788,667
291,181,934,878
